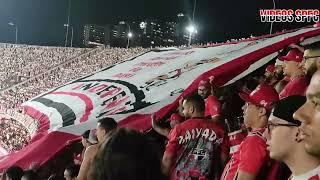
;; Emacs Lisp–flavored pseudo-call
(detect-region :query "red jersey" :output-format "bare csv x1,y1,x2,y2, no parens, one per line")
288,165,320,180
205,95,221,118
279,76,308,99
165,118,227,180
221,128,276,180
227,130,247,156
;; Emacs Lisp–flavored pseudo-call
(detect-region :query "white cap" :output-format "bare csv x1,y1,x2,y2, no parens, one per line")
275,58,284,66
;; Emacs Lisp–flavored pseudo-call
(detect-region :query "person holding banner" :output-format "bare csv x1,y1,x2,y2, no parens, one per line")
197,77,222,123
77,117,117,180
151,112,184,138
74,130,97,165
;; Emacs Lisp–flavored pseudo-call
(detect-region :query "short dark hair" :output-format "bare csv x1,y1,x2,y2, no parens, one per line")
65,164,80,178
89,128,164,180
304,41,320,51
97,117,118,132
22,170,40,180
184,93,206,113
82,130,90,139
5,166,23,180
48,174,65,180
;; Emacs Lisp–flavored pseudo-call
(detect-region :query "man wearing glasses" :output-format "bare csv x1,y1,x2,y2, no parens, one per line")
302,41,320,78
279,48,309,99
221,84,279,180
266,95,320,179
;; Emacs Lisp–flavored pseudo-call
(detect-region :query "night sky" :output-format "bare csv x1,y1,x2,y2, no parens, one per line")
0,0,319,47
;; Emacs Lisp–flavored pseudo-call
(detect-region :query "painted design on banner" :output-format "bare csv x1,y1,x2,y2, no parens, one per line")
31,79,152,127
140,57,221,91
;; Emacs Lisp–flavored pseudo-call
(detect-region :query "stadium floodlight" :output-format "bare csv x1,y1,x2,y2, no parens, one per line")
119,21,131,48
177,13,184,17
186,25,196,33
63,24,74,47
186,25,197,46
8,22,18,44
140,22,146,29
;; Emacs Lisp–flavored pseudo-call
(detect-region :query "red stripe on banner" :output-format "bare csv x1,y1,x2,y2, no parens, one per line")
0,143,8,157
204,26,306,48
51,92,93,123
118,113,152,130
24,105,50,133
0,131,78,172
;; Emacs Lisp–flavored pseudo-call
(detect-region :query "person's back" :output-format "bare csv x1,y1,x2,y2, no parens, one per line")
167,118,225,179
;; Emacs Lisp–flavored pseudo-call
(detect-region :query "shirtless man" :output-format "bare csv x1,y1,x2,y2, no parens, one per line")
77,117,117,180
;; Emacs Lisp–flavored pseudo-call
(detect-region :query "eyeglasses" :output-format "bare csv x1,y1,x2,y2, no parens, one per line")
303,55,320,61
267,122,299,132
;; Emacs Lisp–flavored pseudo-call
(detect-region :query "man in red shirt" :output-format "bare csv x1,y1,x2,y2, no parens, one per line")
151,112,184,137
162,94,227,180
198,79,222,122
279,49,308,99
293,70,320,179
221,84,279,180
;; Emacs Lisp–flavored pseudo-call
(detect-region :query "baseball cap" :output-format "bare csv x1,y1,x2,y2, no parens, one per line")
275,58,284,66
198,80,210,88
169,113,183,123
82,130,90,139
265,64,276,73
82,129,98,144
271,95,306,125
239,84,279,110
279,49,303,62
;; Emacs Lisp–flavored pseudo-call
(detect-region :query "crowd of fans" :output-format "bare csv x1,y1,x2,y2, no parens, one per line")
0,45,148,153
0,43,90,91
0,46,148,111
0,118,30,152
1,29,320,179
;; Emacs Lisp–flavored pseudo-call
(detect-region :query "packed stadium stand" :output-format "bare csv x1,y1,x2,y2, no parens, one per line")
0,44,149,153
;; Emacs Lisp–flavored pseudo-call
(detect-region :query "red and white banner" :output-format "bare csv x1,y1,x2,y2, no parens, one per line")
0,26,320,172
0,145,8,157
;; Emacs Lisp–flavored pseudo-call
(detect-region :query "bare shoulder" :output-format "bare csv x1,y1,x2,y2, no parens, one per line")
85,144,99,156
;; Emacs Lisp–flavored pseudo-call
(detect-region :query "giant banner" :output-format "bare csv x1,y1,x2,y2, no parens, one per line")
23,26,320,135
1,26,320,171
